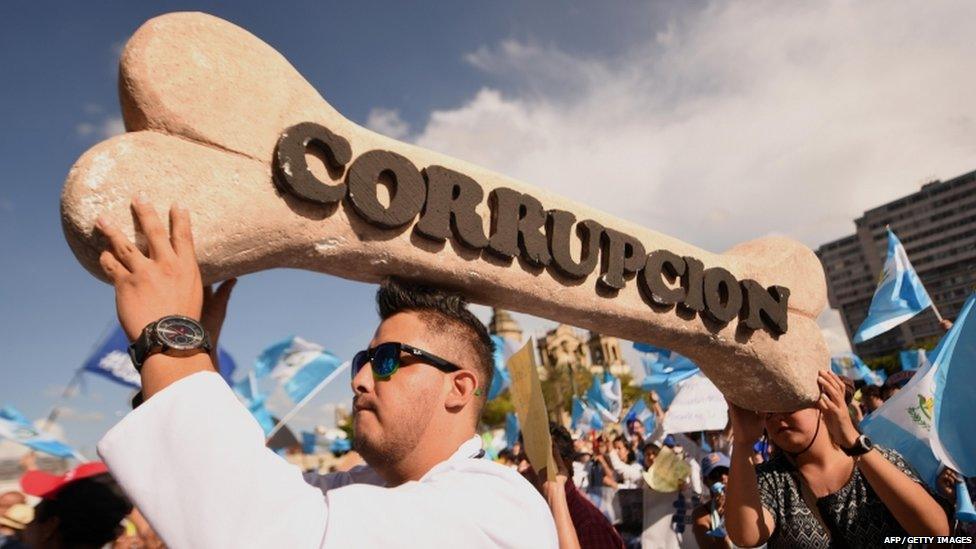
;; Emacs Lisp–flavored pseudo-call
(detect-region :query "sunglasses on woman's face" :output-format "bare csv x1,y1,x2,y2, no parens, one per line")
351,341,461,380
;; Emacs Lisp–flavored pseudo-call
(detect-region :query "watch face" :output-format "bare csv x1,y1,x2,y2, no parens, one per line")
154,316,205,350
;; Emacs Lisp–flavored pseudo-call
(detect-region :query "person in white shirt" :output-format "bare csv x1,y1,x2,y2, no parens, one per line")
93,198,558,548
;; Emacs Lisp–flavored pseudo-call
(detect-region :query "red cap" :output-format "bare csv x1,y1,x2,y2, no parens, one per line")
20,462,109,499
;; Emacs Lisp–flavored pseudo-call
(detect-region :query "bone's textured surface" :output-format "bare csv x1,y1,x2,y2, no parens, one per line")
61,12,830,411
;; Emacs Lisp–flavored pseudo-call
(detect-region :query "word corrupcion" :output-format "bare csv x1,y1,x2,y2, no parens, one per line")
274,122,790,336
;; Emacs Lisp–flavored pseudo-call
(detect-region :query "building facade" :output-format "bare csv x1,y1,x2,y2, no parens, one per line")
817,169,976,358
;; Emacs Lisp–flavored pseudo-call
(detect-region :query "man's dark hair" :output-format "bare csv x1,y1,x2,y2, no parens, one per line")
377,278,494,412
34,473,132,547
549,422,576,465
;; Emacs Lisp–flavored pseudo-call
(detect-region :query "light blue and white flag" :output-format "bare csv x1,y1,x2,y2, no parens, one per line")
82,324,237,389
489,335,517,400
899,349,932,372
232,372,276,435
637,349,700,408
858,296,976,487
632,343,671,362
571,396,604,434
586,372,623,423
853,229,933,343
0,406,79,459
505,412,521,449
830,353,886,386
930,292,976,477
254,336,346,403
623,398,656,436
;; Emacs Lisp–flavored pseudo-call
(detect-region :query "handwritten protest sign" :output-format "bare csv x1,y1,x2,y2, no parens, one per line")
506,340,556,481
662,374,729,434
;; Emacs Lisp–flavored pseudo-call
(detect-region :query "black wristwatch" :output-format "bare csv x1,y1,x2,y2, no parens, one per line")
841,434,874,456
128,315,212,372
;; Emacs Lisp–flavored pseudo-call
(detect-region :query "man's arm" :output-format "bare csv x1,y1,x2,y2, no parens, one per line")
96,198,214,399
96,199,329,548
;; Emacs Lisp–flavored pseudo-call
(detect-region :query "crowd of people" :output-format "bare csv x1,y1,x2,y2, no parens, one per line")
1,199,972,548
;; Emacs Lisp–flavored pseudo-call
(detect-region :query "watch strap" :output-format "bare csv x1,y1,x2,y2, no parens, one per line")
842,435,872,456
128,321,157,373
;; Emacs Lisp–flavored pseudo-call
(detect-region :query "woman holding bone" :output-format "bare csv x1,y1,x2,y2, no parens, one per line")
724,370,950,548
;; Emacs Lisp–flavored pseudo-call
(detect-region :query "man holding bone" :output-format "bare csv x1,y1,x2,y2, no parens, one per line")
93,198,558,548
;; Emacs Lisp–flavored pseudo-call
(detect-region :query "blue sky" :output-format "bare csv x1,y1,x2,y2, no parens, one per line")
2,1,975,457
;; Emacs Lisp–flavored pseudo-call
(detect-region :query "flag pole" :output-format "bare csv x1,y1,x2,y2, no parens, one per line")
265,361,350,442
41,369,84,432
931,303,945,323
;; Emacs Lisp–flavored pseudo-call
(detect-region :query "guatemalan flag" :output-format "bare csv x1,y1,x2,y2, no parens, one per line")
488,335,517,400
899,349,931,371
254,336,347,403
586,373,623,423
830,353,886,386
861,292,976,486
853,229,933,343
571,396,604,434
635,344,700,408
0,406,79,459
624,398,657,435
232,371,276,435
81,324,237,389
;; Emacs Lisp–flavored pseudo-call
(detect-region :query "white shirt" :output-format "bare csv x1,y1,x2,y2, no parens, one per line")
98,372,557,549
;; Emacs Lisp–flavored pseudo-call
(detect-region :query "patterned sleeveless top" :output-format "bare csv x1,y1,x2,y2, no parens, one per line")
755,446,950,548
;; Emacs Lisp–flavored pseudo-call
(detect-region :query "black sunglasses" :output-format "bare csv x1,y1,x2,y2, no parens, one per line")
351,342,461,380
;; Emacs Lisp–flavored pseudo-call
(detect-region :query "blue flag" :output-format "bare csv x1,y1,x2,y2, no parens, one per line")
586,372,623,423
899,349,931,372
930,292,976,477
636,347,700,408
255,336,347,403
505,412,521,449
853,229,933,343
830,353,886,386
82,324,237,388
488,335,516,400
0,406,79,459
571,396,604,434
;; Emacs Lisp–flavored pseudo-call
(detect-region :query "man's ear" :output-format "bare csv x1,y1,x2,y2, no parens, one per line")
445,369,479,411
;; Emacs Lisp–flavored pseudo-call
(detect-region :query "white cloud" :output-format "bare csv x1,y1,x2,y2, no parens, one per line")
409,0,976,253
76,116,125,139
818,308,852,355
55,407,105,423
365,108,411,140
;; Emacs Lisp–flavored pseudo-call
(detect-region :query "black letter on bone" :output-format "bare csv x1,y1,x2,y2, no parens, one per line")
346,150,426,229
681,256,706,312
546,210,602,279
740,280,790,335
639,250,687,305
597,229,646,291
702,267,743,324
487,188,551,267
415,166,489,249
273,122,352,205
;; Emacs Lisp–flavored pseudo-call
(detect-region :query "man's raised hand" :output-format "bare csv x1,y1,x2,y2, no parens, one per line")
96,197,203,342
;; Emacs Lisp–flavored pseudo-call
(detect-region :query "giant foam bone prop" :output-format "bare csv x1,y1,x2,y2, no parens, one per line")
61,12,829,411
